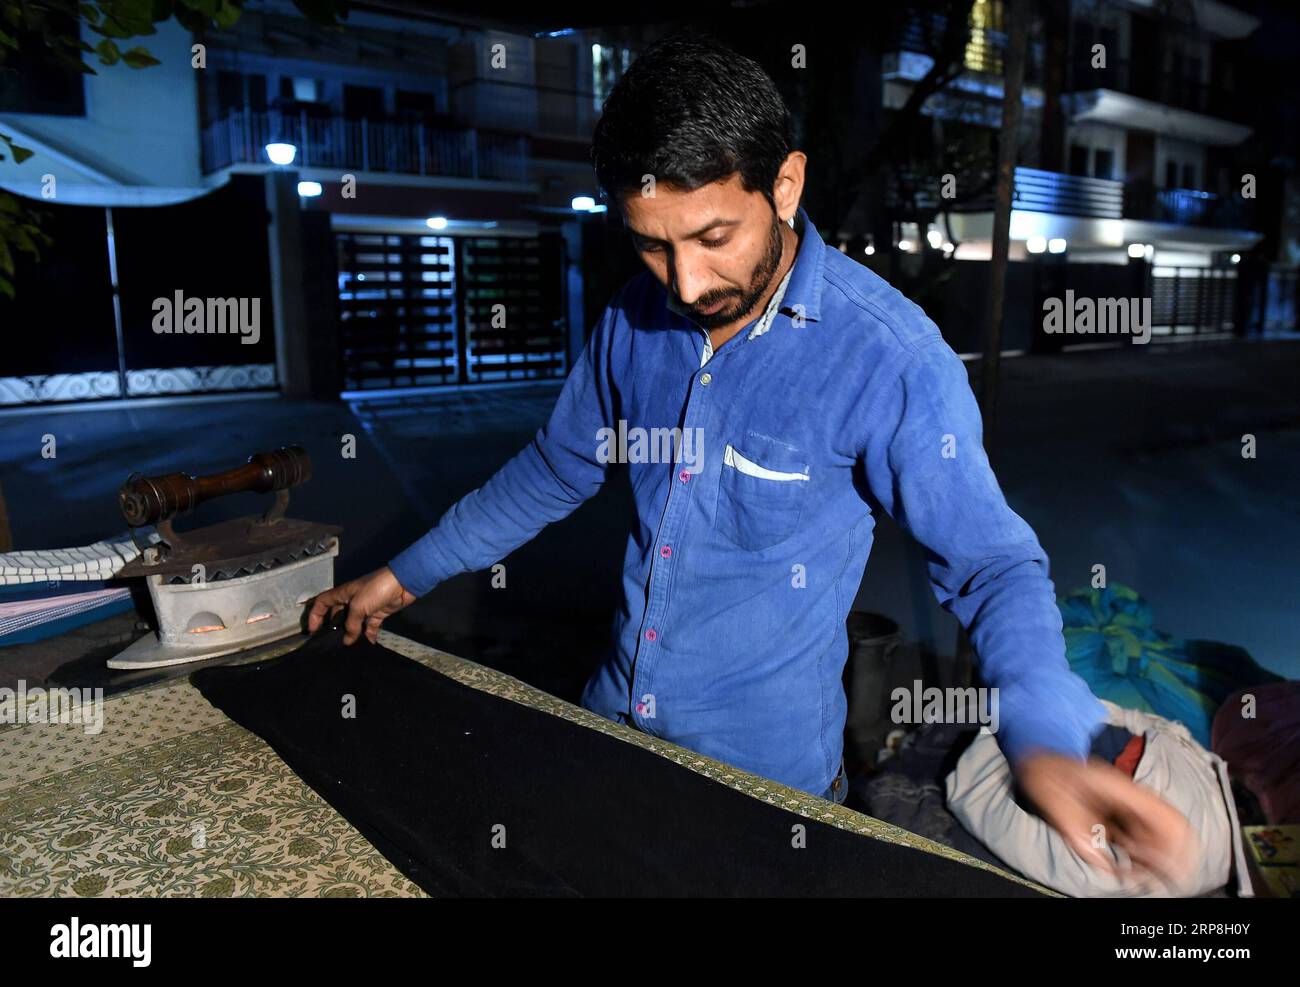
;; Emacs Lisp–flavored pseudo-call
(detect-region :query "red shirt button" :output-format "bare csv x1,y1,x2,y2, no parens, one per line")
645,628,657,642
678,469,690,483
660,545,672,558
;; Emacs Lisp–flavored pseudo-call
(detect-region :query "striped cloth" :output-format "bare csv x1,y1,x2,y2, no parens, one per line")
0,530,158,643
0,588,134,643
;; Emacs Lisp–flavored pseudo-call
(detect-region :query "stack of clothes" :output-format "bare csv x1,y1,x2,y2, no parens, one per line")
852,584,1287,897
853,718,1179,875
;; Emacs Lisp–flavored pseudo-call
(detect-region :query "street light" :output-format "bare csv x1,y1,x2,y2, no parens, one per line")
297,181,323,198
265,142,297,166
426,216,448,230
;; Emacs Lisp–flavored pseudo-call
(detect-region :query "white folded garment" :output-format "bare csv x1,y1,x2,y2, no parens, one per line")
0,530,160,584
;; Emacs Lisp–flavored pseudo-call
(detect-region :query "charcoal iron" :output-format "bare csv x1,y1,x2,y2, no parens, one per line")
107,446,340,669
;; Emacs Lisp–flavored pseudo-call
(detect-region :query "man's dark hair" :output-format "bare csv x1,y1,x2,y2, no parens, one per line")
590,33,792,211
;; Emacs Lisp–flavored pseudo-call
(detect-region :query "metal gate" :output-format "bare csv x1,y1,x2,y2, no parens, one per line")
0,177,276,406
1150,265,1237,337
336,231,567,391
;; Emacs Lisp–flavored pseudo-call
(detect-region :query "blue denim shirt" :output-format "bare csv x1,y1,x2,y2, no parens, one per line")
388,205,1107,797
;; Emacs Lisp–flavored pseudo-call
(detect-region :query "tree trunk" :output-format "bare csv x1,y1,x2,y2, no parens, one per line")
957,0,1031,688
978,0,1031,457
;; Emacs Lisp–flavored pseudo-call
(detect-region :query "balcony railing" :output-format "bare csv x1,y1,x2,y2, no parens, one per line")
1124,182,1256,230
925,167,1124,219
893,168,1254,231
1066,57,1243,122
200,110,530,181
1011,167,1124,219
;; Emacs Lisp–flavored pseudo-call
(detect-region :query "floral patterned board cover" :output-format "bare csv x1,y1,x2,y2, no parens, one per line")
0,630,1050,897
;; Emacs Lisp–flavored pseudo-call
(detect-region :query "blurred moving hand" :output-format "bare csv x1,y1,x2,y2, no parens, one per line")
1015,752,1201,895
306,566,417,645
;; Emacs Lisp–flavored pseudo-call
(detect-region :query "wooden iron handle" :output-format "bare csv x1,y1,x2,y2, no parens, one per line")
118,446,312,527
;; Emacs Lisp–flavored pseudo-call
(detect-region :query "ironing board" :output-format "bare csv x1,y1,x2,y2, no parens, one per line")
0,630,1051,897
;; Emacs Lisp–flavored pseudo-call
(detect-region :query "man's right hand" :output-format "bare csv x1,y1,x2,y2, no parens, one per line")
306,566,418,645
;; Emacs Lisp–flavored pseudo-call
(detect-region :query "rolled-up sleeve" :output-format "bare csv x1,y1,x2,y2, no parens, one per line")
862,337,1107,768
387,294,622,598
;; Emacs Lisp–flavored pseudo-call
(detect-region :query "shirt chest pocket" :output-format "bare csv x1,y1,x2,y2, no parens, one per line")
714,438,811,552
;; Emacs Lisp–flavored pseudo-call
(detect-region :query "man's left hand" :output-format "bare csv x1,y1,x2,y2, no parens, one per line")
1013,752,1201,894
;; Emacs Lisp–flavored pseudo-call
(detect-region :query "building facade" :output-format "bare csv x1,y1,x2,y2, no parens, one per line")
0,0,640,404
877,0,1288,352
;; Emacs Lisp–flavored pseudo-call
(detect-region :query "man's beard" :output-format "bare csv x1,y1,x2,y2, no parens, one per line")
687,215,785,330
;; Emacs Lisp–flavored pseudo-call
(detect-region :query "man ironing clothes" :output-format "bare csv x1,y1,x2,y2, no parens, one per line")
309,33,1197,892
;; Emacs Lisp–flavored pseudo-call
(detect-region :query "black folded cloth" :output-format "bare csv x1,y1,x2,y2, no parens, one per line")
191,627,1042,897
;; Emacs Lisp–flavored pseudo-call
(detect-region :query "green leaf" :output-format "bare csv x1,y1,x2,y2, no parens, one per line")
117,0,158,21
0,275,14,300
95,0,153,34
50,45,89,70
0,29,17,50
20,222,52,250
79,3,102,24
95,37,121,64
0,136,34,164
121,45,159,68
0,239,13,277
213,1,242,29
94,14,134,39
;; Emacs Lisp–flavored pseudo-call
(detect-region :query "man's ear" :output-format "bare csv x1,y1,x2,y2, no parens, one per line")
772,151,807,223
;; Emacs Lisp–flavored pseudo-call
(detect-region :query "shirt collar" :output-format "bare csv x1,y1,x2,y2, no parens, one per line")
745,262,794,342
664,204,825,332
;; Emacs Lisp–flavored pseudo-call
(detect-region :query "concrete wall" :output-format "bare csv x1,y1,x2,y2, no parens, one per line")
1,20,202,188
